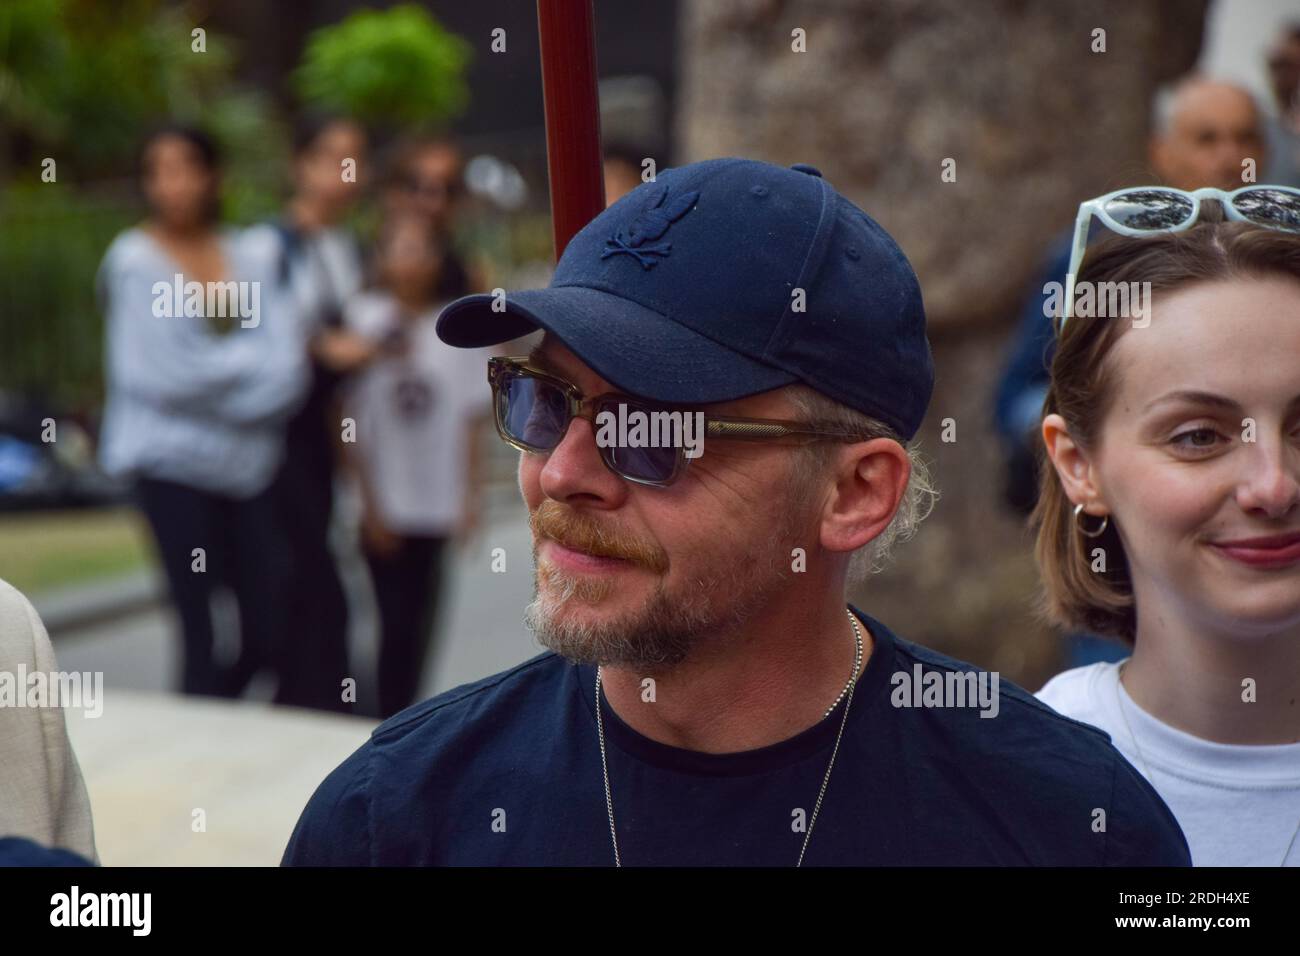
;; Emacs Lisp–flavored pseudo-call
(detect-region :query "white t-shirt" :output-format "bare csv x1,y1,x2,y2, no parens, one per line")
97,227,309,498
343,291,493,535
1037,662,1300,866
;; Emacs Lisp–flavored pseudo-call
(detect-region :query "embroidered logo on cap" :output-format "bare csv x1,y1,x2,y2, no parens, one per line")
601,184,700,269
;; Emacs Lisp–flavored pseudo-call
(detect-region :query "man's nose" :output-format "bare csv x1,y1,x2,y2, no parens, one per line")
537,415,628,508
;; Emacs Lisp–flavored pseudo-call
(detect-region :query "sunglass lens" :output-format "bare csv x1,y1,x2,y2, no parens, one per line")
605,443,679,485
500,373,569,450
592,396,681,484
1103,190,1196,230
1231,188,1300,232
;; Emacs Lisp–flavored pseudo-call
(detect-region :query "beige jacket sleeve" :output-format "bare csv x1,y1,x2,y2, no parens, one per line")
0,577,99,863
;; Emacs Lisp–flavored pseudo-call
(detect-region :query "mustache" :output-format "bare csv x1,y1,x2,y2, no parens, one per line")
530,500,669,573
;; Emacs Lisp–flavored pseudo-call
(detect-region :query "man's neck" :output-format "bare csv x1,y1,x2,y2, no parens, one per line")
1125,589,1300,745
597,591,871,754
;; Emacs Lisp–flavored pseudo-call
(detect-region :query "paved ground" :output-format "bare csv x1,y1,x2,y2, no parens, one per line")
63,693,376,866
50,493,545,865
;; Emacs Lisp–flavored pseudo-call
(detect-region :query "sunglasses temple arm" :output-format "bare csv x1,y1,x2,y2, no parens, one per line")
1061,205,1095,333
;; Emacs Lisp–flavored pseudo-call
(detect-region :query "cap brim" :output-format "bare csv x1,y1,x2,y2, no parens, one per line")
436,286,798,404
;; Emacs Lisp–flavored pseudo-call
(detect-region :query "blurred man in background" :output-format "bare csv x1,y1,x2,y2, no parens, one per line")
381,137,480,301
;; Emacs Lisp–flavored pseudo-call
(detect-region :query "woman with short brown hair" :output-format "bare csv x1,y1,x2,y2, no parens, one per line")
1033,188,1300,866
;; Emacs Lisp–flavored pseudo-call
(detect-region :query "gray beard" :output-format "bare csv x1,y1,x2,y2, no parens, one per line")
523,539,795,670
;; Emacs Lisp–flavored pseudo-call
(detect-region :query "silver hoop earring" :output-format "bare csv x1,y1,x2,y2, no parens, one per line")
1074,503,1109,538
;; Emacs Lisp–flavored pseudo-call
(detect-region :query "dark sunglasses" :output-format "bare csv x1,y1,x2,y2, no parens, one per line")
487,356,867,487
403,175,463,200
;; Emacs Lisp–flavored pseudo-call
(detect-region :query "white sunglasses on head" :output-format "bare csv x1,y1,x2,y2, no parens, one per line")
1061,185,1300,330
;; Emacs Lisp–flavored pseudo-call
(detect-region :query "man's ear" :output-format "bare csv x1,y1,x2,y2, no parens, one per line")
820,439,910,555
1041,413,1107,515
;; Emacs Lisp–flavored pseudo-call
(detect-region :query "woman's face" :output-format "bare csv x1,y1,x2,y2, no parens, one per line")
1083,276,1300,638
142,135,215,229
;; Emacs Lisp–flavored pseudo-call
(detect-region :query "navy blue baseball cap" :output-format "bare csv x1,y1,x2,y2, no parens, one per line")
436,157,934,440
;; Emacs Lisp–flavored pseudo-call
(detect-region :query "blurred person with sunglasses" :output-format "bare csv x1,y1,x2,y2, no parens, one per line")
1034,191,1300,866
284,159,1189,866
338,214,493,719
381,137,480,302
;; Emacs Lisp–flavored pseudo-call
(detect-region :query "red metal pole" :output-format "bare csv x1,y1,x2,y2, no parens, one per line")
536,0,605,261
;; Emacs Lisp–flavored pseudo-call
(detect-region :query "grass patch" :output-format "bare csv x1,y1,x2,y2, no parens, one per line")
0,507,152,596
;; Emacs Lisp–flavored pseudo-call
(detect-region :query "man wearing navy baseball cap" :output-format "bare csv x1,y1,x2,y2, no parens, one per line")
284,158,1189,866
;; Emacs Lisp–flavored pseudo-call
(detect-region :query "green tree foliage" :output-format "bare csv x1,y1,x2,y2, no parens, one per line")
0,0,234,178
293,4,472,130
0,0,286,409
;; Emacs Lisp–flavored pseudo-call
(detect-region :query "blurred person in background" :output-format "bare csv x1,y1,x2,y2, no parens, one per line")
246,115,373,713
994,75,1267,666
1147,76,1266,192
1034,215,1300,866
340,214,492,719
97,125,307,698
381,137,480,301
0,577,97,864
1265,21,1300,187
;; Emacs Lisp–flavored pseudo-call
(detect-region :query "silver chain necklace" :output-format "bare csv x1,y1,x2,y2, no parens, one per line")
595,606,864,867
1115,660,1300,867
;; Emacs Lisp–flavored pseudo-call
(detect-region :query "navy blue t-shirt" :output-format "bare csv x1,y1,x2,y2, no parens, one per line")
282,606,1190,866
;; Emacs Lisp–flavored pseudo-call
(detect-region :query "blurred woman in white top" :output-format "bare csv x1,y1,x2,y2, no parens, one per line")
97,125,306,698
